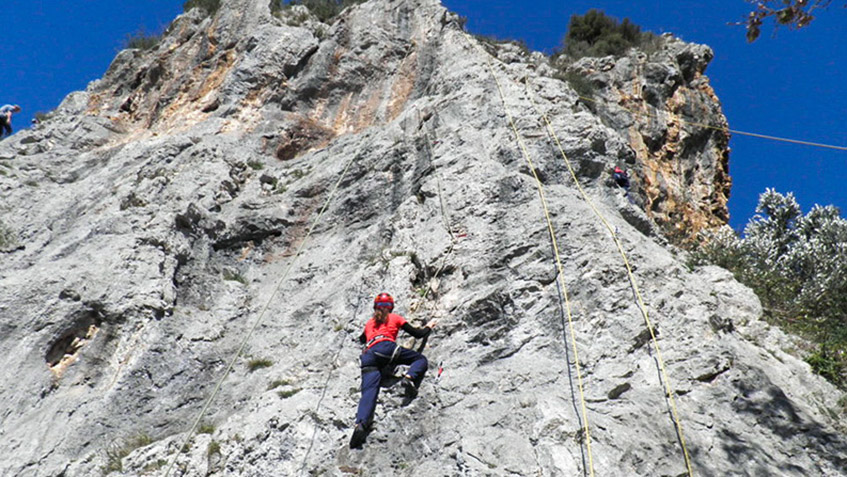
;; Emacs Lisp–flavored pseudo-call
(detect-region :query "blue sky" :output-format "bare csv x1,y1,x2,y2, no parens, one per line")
3,1,846,230
1,1,183,128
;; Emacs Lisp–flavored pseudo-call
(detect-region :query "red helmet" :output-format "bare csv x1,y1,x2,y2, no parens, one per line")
374,293,394,310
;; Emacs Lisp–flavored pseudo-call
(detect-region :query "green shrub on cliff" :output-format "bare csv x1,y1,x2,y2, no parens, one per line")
693,189,847,386
555,10,660,60
0,220,18,251
124,29,161,51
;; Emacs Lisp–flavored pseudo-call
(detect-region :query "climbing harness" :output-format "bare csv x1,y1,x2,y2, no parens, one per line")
373,346,402,363
365,334,391,348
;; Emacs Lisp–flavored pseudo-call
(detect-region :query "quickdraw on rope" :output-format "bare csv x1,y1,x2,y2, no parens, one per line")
461,32,596,477
164,150,359,477
525,79,695,476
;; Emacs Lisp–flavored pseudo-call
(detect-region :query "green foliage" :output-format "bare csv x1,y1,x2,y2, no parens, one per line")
198,423,216,435
693,189,847,386
181,440,193,453
473,34,531,58
141,460,168,473
555,70,597,100
183,0,221,16
247,358,273,371
247,160,265,171
101,433,154,474
743,0,833,42
270,0,283,16
124,29,160,51
688,226,746,271
103,445,125,474
274,2,311,26
806,349,844,387
222,269,248,285
557,10,659,60
268,378,291,390
0,220,19,251
207,440,222,457
275,0,367,24
278,387,302,398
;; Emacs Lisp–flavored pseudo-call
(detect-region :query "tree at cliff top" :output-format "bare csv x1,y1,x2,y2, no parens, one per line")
695,189,847,385
557,9,660,60
744,0,840,41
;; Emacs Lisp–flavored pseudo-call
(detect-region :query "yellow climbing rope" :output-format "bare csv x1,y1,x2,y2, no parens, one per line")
463,33,596,477
525,80,695,476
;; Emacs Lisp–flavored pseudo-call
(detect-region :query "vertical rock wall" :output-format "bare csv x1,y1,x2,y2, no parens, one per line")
564,37,731,245
0,1,844,476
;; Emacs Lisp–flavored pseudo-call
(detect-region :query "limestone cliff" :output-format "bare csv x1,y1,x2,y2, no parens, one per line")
0,1,844,476
561,36,731,245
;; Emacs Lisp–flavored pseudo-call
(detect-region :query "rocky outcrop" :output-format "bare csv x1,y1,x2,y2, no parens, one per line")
0,1,844,476
563,35,731,245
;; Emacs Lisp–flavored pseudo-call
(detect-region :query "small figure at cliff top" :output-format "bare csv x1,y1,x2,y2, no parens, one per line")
350,292,437,449
0,104,21,138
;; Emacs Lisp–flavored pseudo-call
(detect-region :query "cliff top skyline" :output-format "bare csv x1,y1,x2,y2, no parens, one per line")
3,0,846,227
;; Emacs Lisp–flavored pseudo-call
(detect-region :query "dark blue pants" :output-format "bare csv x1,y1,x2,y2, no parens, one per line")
613,172,630,189
0,118,10,137
355,340,428,426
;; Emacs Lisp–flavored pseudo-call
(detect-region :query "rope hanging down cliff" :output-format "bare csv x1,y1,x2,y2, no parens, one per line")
463,32,596,477
163,149,360,477
405,108,461,352
525,78,695,477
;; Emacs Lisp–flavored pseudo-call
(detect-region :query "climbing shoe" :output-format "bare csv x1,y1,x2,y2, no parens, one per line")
349,423,367,449
401,376,418,399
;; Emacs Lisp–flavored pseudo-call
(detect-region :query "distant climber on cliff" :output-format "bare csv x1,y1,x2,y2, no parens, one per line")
613,166,630,190
0,104,21,138
350,292,437,449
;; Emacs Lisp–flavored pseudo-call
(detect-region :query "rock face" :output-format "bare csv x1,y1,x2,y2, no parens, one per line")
0,1,844,476
562,35,731,245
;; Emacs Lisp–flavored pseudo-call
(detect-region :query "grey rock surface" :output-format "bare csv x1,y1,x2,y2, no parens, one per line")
1,1,845,476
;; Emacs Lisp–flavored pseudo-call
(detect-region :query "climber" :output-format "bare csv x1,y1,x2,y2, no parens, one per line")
613,166,630,190
0,104,21,138
350,292,437,449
